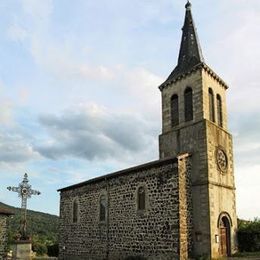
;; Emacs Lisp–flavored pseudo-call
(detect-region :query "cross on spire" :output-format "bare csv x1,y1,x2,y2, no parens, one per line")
185,0,191,9
7,173,40,240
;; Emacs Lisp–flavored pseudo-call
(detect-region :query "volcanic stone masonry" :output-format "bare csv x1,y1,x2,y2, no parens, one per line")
59,155,192,260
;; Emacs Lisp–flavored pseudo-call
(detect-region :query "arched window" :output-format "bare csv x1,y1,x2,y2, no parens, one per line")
72,199,79,223
217,94,223,127
100,195,107,221
137,186,146,210
208,88,215,122
171,94,179,126
184,87,193,122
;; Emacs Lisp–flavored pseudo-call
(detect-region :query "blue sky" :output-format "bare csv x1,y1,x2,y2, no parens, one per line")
0,0,259,219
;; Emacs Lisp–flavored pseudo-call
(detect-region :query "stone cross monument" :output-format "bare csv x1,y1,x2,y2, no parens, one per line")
7,173,41,240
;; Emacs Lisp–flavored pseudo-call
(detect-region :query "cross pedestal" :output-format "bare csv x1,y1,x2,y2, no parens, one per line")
12,240,32,260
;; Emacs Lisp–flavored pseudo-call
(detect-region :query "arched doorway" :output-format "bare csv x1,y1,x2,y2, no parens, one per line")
219,216,231,256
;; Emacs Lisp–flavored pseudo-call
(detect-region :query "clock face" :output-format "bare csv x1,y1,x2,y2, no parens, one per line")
216,148,228,172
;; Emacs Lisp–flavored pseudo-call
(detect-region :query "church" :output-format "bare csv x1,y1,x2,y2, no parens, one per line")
58,2,237,259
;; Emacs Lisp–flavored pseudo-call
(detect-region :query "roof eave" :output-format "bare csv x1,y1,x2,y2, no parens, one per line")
159,63,229,91
57,157,179,192
0,209,15,216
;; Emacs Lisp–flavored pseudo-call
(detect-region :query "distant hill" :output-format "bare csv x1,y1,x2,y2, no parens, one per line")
0,201,59,250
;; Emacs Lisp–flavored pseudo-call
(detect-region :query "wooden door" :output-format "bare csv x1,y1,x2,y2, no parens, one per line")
219,216,231,256
220,227,227,256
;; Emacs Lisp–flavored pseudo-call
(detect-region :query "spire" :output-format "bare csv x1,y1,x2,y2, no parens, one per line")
166,1,204,82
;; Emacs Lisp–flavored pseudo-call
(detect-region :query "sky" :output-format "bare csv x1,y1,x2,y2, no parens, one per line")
0,0,259,219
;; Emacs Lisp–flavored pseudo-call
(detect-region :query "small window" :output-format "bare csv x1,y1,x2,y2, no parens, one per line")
208,88,215,122
100,195,107,221
171,94,179,126
137,186,146,210
72,199,79,223
217,94,223,127
184,87,193,122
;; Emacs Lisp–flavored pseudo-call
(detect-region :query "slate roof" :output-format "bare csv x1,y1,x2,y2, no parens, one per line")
58,157,178,192
170,1,204,78
0,207,14,216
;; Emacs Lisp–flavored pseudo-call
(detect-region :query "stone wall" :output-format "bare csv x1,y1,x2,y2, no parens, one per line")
59,156,192,260
202,69,228,130
0,215,8,260
206,120,237,257
159,119,211,256
178,154,193,259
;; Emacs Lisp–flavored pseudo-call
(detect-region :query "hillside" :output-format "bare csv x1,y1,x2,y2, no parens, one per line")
0,202,59,255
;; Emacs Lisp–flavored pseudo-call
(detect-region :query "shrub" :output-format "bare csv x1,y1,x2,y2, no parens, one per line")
32,241,47,256
237,218,260,252
47,243,59,257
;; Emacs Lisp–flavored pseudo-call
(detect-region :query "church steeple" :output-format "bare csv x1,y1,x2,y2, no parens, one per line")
159,3,237,258
165,1,204,82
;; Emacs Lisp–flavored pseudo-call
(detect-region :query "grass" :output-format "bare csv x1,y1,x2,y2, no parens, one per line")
232,251,260,257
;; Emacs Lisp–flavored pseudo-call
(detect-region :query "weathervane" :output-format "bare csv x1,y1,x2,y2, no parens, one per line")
7,173,41,240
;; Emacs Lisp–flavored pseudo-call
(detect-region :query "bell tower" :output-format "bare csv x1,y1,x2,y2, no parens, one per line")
159,1,237,258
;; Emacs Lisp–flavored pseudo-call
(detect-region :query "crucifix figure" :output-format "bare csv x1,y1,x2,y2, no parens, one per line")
7,173,41,240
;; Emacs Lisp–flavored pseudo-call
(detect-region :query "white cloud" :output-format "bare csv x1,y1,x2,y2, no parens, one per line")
0,88,39,165
35,103,158,162
17,87,30,105
29,37,118,81
122,67,162,108
79,65,115,80
7,24,27,42
21,0,53,18
0,131,38,163
0,99,14,126
0,161,29,176
0,84,30,125
206,2,260,116
236,164,260,219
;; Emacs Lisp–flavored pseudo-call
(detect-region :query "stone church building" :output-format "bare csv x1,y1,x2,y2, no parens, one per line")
58,2,237,259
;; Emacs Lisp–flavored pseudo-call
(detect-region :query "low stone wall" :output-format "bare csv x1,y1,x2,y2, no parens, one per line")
0,215,8,260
